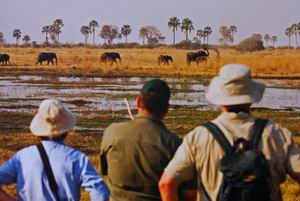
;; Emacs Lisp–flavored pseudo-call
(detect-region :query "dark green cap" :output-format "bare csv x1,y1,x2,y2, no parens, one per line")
141,79,170,100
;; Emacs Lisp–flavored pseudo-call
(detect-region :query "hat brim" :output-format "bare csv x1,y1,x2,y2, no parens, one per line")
30,107,76,137
206,77,265,105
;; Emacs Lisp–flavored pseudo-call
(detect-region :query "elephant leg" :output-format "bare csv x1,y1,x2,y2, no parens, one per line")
50,60,54,65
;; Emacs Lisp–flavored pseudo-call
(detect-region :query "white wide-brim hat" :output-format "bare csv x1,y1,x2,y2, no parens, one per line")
206,64,265,105
30,99,77,137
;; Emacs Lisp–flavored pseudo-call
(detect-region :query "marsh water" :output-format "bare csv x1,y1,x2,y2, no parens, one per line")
1,75,300,114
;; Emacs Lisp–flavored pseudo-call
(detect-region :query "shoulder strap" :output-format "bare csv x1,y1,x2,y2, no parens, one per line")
251,118,268,149
37,143,60,201
202,122,232,155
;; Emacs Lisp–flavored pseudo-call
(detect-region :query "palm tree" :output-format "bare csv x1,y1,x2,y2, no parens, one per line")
229,25,237,44
291,24,298,48
13,29,22,45
121,25,132,44
271,36,278,47
22,34,30,46
264,34,270,47
0,32,4,44
89,20,99,46
285,27,294,48
42,25,51,45
204,26,212,45
139,27,148,45
181,18,194,43
52,19,64,45
80,25,91,45
168,17,181,46
196,29,205,45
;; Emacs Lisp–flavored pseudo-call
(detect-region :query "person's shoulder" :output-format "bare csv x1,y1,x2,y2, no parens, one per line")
105,120,132,132
264,119,292,138
184,125,213,145
16,144,38,156
102,120,133,142
57,144,89,162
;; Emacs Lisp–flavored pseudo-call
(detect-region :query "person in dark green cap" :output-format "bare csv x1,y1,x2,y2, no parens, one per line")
100,79,194,201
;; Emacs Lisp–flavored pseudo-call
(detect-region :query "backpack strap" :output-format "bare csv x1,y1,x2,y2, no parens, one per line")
251,119,268,150
203,122,232,155
37,143,60,201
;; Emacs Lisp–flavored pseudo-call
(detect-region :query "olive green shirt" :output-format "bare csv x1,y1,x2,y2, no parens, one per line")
100,112,182,201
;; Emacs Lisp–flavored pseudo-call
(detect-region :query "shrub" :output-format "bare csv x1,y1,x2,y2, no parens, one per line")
236,35,264,52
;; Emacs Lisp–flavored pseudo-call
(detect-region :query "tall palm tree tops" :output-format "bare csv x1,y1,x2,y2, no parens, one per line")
89,20,99,46
168,17,181,46
181,18,194,43
12,29,22,45
121,25,132,44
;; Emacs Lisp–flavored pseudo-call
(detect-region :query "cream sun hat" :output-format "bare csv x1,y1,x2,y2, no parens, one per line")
206,64,265,105
30,99,76,137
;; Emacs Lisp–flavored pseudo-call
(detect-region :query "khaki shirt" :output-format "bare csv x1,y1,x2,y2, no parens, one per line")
100,112,182,201
164,112,300,201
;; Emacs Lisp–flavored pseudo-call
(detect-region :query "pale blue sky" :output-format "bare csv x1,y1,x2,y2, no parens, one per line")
1,0,299,46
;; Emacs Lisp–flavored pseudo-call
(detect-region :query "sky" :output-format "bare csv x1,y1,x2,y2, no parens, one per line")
1,0,300,46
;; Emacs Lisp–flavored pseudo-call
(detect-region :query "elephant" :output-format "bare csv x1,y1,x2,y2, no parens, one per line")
100,52,121,65
157,55,173,65
0,54,10,65
186,49,209,65
36,52,57,65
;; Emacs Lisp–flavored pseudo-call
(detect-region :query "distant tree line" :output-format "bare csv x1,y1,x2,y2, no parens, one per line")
285,23,300,48
1,18,300,49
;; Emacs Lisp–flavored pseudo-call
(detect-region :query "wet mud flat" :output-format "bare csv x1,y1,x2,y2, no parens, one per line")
0,74,300,135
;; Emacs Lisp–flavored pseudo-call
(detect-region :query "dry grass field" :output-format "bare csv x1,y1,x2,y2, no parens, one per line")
1,47,300,77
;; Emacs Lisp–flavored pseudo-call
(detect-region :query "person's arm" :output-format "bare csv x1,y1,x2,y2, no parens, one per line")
159,173,197,201
287,143,300,184
0,157,18,185
0,189,14,201
282,127,300,184
99,127,114,176
159,173,180,201
160,128,202,201
0,157,18,201
81,156,110,201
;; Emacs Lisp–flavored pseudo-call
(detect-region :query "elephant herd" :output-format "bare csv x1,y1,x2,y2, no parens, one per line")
157,48,210,66
0,48,210,66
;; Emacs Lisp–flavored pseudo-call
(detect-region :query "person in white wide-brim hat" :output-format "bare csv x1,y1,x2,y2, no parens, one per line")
159,64,300,201
205,63,265,106
0,99,110,201
30,99,76,137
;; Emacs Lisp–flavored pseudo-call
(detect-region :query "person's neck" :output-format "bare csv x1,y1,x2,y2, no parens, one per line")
138,109,164,121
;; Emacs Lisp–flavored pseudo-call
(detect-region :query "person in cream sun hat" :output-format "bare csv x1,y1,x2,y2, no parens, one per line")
30,99,76,137
206,63,265,105
0,99,110,201
159,64,300,201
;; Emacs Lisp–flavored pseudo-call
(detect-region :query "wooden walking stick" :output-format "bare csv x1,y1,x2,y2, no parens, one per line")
124,98,134,120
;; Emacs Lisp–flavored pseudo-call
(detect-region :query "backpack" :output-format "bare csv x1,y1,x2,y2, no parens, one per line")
202,119,272,201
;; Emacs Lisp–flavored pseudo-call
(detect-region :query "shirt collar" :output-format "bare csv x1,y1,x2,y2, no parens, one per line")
41,140,65,146
135,112,165,127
